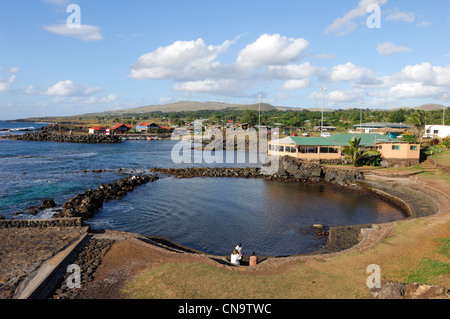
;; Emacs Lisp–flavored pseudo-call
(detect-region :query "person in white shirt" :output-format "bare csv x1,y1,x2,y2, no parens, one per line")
235,243,243,256
230,249,242,265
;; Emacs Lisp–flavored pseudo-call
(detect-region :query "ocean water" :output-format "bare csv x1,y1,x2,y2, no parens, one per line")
0,123,406,256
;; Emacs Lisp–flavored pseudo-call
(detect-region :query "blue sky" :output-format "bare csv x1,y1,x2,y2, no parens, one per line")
1,0,449,119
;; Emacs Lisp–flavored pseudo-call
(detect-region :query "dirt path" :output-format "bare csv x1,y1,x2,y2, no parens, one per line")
75,175,450,299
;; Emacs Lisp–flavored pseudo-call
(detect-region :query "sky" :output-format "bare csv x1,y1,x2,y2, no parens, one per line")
1,0,450,120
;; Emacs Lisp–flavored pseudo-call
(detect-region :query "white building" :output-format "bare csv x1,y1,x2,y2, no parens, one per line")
424,125,450,139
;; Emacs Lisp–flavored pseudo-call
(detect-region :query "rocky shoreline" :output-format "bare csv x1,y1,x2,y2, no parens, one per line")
56,174,159,219
15,132,122,144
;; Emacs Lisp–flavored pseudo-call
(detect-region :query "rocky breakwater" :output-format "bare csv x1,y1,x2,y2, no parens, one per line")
152,156,365,186
151,167,262,179
16,132,122,144
55,174,158,219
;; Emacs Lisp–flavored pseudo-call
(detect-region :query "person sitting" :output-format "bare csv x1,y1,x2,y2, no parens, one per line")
249,252,257,266
235,243,243,257
230,249,242,265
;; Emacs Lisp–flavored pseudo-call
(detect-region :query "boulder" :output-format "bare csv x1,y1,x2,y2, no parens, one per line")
40,199,56,209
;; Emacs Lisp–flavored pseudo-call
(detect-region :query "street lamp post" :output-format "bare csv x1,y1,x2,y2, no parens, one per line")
442,94,448,126
258,94,262,130
321,86,326,132
360,99,364,132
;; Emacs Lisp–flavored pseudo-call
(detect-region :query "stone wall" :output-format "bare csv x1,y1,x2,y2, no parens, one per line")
153,156,365,186
429,157,450,174
0,218,83,229
16,132,122,144
381,158,420,168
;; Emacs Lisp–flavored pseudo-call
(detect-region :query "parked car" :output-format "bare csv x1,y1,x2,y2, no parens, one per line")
302,133,310,137
321,132,332,137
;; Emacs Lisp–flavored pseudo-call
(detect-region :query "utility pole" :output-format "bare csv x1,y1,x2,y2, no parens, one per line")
321,86,326,132
360,99,364,132
258,94,262,130
442,94,448,126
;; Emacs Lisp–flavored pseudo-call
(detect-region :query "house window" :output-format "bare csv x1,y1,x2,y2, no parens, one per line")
299,146,318,154
276,145,284,152
434,130,439,134
392,145,400,150
378,145,383,150
320,147,339,154
410,145,417,151
285,146,297,153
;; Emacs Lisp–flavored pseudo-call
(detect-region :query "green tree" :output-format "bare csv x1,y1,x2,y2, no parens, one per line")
341,137,362,166
342,137,381,166
388,109,406,123
241,110,258,127
408,110,427,142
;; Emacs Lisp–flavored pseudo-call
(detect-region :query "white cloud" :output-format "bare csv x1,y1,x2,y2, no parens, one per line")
173,79,246,96
369,62,450,100
43,24,103,41
267,62,322,79
129,38,235,81
44,80,101,96
0,68,17,93
280,79,311,90
236,34,309,68
398,63,450,86
385,10,415,23
129,34,313,97
328,62,374,82
376,83,444,99
325,0,388,36
0,76,16,92
309,88,363,102
377,42,412,56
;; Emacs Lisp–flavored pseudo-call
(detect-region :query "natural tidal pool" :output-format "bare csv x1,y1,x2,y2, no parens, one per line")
86,177,407,256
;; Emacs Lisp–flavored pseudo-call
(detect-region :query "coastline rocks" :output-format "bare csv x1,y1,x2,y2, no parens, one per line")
152,167,262,179
17,132,122,144
152,157,365,186
56,174,158,219
370,281,450,299
278,156,365,184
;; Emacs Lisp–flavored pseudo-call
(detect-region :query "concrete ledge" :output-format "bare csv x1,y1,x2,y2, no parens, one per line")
15,227,90,299
0,217,83,229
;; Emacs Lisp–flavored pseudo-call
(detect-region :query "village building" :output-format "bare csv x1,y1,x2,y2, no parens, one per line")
111,124,132,134
135,122,159,132
424,125,450,139
268,133,420,166
352,122,411,135
88,127,107,135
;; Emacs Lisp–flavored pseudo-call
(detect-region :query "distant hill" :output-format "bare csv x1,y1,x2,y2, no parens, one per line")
89,101,241,115
17,100,447,123
82,101,282,116
415,104,445,111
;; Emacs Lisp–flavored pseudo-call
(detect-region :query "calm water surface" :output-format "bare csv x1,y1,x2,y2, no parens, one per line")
0,126,406,256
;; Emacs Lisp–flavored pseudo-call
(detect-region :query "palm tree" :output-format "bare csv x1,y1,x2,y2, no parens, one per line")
342,137,362,166
342,137,381,166
408,110,427,142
